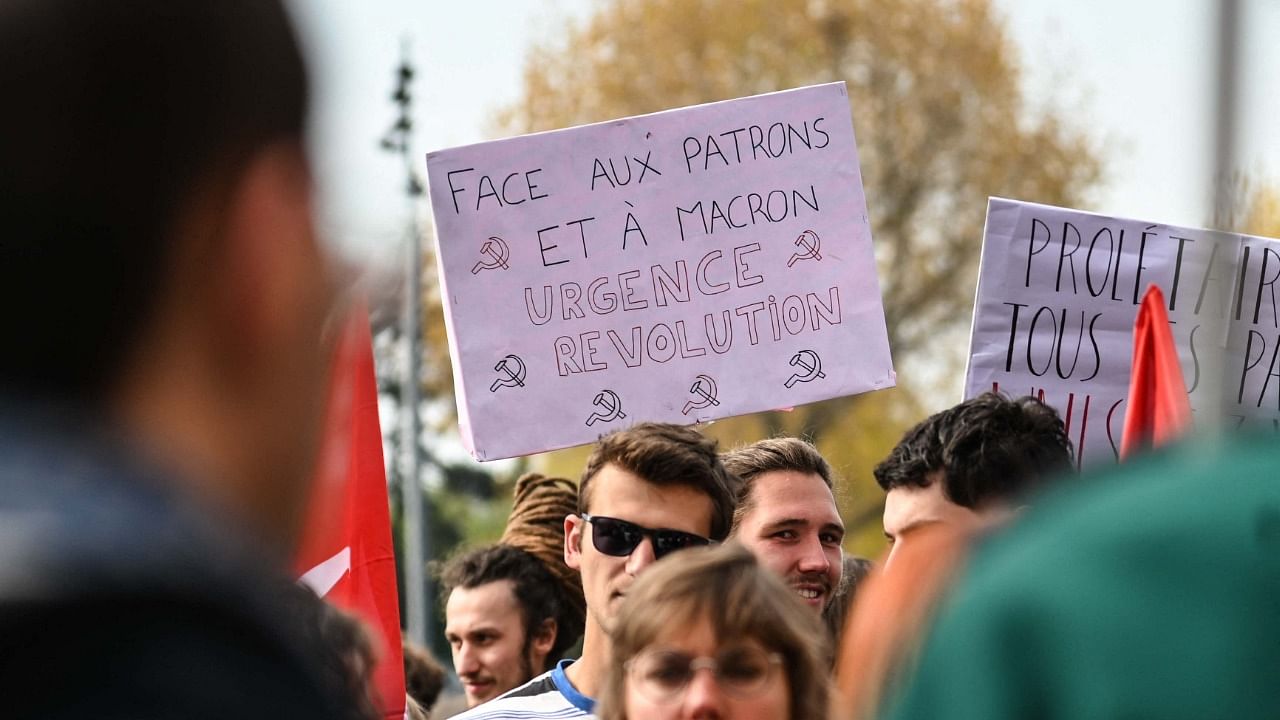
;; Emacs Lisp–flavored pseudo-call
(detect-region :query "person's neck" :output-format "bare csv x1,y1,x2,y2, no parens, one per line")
110,332,286,558
563,616,609,699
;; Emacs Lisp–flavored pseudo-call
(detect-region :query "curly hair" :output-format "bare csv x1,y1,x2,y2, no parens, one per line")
579,422,737,541
597,544,830,720
873,392,1074,508
281,583,380,720
401,638,445,716
437,544,573,669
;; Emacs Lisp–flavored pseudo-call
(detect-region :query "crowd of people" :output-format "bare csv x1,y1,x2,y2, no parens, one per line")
440,396,1072,720
3,2,1278,719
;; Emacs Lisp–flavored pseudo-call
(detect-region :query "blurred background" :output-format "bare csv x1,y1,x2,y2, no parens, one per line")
285,0,1279,667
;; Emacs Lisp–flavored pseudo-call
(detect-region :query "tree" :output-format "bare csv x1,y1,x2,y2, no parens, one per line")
1241,182,1280,238
501,0,1102,555
500,0,1098,368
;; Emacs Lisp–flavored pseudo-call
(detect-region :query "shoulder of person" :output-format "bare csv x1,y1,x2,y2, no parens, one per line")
447,668,592,719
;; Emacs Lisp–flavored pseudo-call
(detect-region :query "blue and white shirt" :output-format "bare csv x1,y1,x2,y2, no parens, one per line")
447,660,595,719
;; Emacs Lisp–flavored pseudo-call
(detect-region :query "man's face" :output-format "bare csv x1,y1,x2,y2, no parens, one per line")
882,475,981,566
565,463,714,635
734,470,845,612
445,580,534,707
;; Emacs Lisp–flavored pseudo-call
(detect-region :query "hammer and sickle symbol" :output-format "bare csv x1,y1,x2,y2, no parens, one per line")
787,230,823,268
681,374,720,416
470,236,511,274
784,350,826,388
585,389,626,426
489,354,527,392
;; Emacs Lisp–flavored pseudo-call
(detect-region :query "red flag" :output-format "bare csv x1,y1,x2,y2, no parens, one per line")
295,301,406,720
1120,285,1192,460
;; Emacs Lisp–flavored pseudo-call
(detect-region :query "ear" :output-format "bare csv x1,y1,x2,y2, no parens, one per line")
210,141,323,376
202,141,333,548
532,617,557,656
526,617,558,673
564,513,584,570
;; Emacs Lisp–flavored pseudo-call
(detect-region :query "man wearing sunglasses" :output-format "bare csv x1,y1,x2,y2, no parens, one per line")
450,422,736,719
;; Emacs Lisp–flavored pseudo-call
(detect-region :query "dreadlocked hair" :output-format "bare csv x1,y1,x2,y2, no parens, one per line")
500,472,586,657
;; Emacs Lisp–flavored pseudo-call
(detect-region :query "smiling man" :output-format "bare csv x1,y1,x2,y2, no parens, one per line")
723,438,846,614
449,423,736,719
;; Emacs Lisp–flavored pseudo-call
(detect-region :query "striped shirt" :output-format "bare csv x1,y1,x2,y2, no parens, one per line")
447,660,595,719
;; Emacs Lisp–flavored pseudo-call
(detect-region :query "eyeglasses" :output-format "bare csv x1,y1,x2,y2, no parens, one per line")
626,645,783,703
580,513,712,559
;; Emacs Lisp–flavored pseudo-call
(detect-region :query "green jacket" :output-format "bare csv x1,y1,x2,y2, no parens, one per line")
885,435,1280,720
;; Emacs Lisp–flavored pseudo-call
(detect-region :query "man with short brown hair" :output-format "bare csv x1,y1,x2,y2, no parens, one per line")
450,422,736,719
723,437,846,614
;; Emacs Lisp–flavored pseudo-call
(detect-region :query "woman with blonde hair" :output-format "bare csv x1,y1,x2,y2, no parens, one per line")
597,543,830,720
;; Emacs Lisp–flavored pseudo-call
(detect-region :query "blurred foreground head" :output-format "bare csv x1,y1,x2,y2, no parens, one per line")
0,0,333,551
597,544,830,720
284,584,383,720
882,437,1280,720
833,525,970,720
876,392,1073,564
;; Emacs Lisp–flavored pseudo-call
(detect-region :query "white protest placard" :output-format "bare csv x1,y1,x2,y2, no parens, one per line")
426,83,894,461
966,197,1280,465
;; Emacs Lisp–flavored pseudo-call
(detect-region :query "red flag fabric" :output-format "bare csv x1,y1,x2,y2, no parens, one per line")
295,302,406,720
1120,285,1193,460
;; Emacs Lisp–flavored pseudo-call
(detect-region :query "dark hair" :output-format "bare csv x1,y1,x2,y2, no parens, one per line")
579,422,737,541
597,544,830,720
823,555,874,648
0,0,308,402
438,544,574,670
281,583,381,720
874,392,1074,508
721,437,835,532
401,638,446,715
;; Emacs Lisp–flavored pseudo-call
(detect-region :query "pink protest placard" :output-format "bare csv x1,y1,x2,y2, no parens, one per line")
426,83,894,461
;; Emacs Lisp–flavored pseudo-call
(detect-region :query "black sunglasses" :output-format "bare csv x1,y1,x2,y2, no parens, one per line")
580,513,712,559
